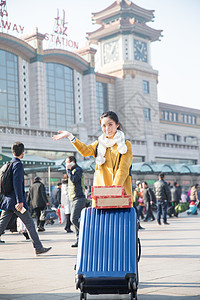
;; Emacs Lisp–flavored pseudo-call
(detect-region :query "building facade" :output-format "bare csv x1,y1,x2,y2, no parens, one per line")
0,0,200,189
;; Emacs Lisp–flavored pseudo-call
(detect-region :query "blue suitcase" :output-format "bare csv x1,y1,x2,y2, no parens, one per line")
76,207,140,300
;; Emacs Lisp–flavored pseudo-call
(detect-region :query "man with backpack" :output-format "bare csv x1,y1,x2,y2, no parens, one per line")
0,142,51,255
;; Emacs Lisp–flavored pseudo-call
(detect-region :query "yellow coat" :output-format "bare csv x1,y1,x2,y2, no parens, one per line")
71,138,133,204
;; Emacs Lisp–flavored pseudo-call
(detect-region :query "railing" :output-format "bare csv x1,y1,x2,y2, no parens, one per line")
0,125,57,138
154,141,199,150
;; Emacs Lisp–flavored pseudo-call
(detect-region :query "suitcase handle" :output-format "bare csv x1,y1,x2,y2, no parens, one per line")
138,238,141,262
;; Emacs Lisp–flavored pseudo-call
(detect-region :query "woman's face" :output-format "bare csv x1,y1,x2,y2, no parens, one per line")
101,117,119,139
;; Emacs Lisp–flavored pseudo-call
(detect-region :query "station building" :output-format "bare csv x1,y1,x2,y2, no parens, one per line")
1,0,200,190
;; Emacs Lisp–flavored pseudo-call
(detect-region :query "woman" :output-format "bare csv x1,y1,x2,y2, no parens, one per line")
53,111,133,205
137,182,145,220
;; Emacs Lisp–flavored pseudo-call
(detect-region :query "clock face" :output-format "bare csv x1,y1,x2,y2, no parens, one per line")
134,39,147,62
103,40,119,64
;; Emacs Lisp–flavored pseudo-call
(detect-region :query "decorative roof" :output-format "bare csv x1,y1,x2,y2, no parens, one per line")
87,17,162,43
92,0,155,24
87,1,162,43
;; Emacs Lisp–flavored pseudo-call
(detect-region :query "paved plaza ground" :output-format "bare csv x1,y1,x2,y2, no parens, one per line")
0,211,200,299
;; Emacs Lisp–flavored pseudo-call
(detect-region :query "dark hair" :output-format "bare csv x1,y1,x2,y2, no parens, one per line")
34,176,41,182
57,182,62,187
62,179,68,184
159,172,165,179
173,182,177,187
67,156,76,163
100,111,122,130
12,142,24,157
143,181,148,186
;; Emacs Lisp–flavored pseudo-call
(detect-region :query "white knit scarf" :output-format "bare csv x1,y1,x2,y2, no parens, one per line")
96,130,127,165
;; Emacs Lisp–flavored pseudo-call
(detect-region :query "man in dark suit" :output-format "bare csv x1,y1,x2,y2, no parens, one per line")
0,142,51,255
66,156,86,247
27,176,48,232
154,172,171,225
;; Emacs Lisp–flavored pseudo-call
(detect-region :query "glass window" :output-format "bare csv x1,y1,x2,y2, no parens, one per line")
173,113,178,122
184,136,197,144
192,116,196,124
8,100,16,107
0,50,19,125
55,90,65,101
144,108,151,121
0,93,7,105
46,63,74,130
0,50,6,66
0,67,6,79
55,78,64,90
7,73,14,81
143,80,149,94
184,115,187,123
0,79,7,91
182,114,196,124
165,134,181,142
56,102,65,114
7,80,15,88
55,65,64,78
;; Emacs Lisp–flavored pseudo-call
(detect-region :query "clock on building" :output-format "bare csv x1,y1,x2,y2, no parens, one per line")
103,40,119,64
134,39,147,62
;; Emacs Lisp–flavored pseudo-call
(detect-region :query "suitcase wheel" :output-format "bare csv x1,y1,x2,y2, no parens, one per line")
80,292,87,300
131,291,137,300
128,277,137,291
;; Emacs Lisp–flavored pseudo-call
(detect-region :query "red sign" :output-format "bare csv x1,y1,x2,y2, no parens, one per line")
44,9,78,50
0,0,25,34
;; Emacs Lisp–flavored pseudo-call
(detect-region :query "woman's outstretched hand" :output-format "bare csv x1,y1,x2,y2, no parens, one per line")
53,130,71,140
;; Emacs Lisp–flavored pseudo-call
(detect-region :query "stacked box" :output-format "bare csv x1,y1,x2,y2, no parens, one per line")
92,186,131,209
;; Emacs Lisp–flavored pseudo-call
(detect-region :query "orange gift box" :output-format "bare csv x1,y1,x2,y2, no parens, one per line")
94,195,131,209
91,185,125,198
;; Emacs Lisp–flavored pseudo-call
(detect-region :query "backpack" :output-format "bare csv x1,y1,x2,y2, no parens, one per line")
0,161,14,195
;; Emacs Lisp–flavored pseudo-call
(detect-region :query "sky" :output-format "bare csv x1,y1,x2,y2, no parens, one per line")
4,0,200,109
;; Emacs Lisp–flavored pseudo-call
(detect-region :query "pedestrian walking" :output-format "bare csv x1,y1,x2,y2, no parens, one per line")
190,184,199,203
169,182,179,217
0,142,51,255
27,176,48,232
154,172,171,225
65,156,86,247
61,176,73,233
142,181,155,222
51,183,62,208
133,180,145,230
137,182,145,221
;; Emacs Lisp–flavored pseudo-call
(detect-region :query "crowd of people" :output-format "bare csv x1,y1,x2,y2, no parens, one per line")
0,111,199,257
132,174,199,227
